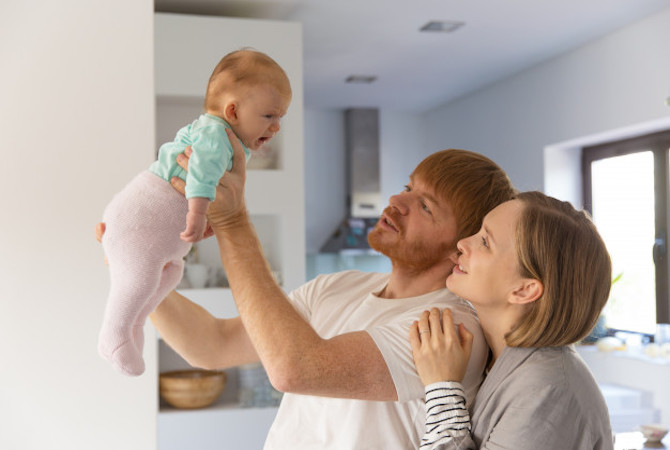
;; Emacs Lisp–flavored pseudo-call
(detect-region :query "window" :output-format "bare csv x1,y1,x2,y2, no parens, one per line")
582,130,670,336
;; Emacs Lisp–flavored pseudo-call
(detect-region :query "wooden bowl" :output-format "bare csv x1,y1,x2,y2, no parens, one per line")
159,369,226,409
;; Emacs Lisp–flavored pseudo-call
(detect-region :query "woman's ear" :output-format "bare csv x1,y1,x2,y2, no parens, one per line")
510,279,543,305
223,101,238,124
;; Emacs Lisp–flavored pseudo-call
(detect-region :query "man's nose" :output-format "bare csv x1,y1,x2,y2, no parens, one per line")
388,193,409,215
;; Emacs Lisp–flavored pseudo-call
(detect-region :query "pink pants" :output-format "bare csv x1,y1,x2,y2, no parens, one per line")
99,170,191,375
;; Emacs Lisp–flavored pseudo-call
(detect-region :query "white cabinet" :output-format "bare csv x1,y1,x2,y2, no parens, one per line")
154,13,304,448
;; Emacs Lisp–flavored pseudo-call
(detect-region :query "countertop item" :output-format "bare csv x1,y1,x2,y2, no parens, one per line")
159,369,227,409
615,431,669,449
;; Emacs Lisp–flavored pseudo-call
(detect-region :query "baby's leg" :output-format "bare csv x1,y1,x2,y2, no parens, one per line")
99,171,190,376
132,258,185,356
98,245,167,376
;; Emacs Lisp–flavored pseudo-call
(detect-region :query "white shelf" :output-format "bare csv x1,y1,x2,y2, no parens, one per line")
154,13,304,449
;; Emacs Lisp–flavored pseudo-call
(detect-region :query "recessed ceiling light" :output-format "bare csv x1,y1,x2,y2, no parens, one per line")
345,75,377,84
419,21,465,33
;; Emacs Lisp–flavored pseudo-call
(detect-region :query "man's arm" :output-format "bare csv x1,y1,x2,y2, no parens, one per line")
216,220,397,400
150,290,260,370
173,132,399,401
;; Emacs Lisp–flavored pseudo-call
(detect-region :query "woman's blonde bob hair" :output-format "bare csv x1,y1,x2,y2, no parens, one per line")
505,191,612,348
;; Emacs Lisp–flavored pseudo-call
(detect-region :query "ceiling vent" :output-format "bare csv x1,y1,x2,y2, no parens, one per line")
419,20,465,33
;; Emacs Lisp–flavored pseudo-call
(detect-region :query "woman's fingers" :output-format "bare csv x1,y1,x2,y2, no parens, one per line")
440,308,458,340
428,307,443,340
418,310,431,341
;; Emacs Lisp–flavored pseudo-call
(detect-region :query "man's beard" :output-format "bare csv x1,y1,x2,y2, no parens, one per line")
368,218,453,275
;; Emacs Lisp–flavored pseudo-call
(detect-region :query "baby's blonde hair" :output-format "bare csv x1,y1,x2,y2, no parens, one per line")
205,49,291,112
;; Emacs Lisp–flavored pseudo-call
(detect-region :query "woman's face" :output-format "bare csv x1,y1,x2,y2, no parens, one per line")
446,199,525,308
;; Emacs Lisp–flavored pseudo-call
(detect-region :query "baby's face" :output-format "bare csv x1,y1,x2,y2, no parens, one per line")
232,85,291,150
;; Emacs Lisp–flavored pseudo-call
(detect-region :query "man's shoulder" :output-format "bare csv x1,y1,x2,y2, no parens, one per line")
293,270,388,299
310,270,388,285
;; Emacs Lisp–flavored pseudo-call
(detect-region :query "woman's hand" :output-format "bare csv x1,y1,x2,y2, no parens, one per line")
171,129,249,233
409,307,474,385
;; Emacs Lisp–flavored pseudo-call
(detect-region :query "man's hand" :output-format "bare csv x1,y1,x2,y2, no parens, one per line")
171,129,249,233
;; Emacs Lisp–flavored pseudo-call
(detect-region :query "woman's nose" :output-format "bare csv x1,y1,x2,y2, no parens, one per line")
456,238,468,255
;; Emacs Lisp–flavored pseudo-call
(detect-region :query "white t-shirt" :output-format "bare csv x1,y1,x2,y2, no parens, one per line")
263,270,488,450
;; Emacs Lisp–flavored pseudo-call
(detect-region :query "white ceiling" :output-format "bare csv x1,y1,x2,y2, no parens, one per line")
155,0,670,112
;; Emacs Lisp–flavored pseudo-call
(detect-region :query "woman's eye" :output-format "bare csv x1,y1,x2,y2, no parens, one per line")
481,236,489,248
403,185,411,192
422,203,431,214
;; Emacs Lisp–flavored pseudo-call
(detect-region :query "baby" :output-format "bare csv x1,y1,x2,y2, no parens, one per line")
98,49,292,376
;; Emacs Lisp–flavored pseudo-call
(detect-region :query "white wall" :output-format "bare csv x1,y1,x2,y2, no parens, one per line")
0,1,157,449
304,109,347,253
421,7,670,192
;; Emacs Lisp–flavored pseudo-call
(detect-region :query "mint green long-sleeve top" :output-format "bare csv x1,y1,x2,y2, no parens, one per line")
149,113,250,201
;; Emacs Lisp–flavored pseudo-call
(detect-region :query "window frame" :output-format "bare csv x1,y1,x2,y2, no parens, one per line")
582,130,670,330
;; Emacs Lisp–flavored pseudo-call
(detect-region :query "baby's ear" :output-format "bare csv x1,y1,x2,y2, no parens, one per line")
223,102,238,123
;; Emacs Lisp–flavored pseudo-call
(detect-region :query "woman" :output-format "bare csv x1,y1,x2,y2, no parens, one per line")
410,192,614,449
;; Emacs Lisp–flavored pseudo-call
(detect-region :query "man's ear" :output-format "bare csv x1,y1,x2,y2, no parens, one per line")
509,278,543,305
223,102,238,124
446,247,461,268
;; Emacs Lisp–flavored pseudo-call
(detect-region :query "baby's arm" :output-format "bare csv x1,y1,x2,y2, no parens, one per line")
181,197,209,242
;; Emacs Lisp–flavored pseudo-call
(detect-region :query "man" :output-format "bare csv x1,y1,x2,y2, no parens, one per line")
99,132,515,448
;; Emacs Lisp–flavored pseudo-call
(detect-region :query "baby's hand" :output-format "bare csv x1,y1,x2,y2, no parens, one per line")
180,211,208,242
181,197,210,242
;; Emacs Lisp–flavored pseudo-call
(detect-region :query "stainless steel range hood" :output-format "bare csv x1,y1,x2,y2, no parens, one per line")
320,108,382,253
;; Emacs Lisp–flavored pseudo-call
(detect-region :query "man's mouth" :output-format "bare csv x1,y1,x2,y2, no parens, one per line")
379,211,399,232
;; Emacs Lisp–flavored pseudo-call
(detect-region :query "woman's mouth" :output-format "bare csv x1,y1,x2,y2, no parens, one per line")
453,264,468,274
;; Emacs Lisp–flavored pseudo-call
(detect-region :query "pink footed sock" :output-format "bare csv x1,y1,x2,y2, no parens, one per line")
99,171,190,376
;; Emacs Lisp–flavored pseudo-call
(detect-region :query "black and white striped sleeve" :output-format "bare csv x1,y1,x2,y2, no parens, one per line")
420,381,476,450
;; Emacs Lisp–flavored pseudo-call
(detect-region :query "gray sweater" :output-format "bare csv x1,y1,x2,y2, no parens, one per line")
422,346,614,450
